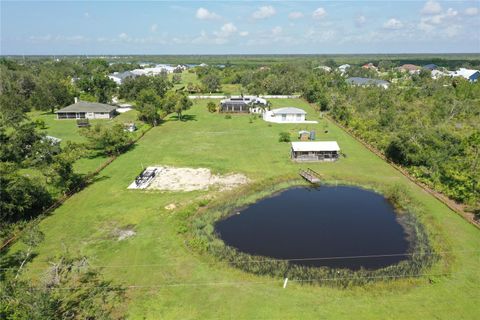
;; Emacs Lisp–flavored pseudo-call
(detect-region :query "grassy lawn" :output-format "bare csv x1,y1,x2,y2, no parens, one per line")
18,99,480,319
28,109,148,175
170,70,243,95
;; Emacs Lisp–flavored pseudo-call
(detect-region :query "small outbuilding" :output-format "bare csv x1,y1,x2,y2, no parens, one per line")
56,100,117,120
291,141,340,162
263,107,306,123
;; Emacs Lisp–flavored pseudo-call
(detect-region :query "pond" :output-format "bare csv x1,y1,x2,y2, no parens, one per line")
215,186,410,270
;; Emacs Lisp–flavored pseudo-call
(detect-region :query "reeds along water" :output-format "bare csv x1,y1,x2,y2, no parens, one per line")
188,182,438,287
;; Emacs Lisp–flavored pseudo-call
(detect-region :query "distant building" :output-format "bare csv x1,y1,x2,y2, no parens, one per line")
346,77,390,89
423,64,438,71
291,141,340,162
451,68,480,82
314,65,332,72
362,63,378,71
56,100,117,120
108,71,139,85
398,64,421,74
431,69,448,79
338,64,351,74
220,96,267,113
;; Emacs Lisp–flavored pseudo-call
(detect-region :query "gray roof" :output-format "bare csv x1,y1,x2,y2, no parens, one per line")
271,107,307,115
56,101,117,113
347,77,389,86
110,71,139,80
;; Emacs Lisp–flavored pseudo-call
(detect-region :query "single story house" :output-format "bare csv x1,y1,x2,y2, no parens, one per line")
423,64,438,71
220,96,267,113
263,107,317,124
55,100,117,120
291,141,340,162
346,77,390,89
398,64,420,74
451,68,480,82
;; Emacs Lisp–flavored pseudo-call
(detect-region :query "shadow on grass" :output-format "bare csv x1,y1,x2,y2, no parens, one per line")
169,114,197,122
0,250,39,281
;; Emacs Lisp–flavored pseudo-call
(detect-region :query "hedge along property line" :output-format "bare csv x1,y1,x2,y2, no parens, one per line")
0,125,154,252
319,111,479,229
188,177,438,288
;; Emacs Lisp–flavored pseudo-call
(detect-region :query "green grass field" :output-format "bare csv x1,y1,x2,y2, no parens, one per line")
18,99,480,319
28,109,148,174
170,70,243,95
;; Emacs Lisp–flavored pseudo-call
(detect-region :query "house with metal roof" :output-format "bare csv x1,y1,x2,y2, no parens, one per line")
346,77,390,89
108,71,139,85
451,68,480,82
219,96,267,113
55,100,117,120
263,107,318,124
291,141,340,162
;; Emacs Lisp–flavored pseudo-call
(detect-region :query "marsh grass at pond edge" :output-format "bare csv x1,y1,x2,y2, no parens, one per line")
177,177,440,288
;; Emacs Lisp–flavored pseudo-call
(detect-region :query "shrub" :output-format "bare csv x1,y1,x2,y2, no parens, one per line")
206,101,217,113
278,132,291,142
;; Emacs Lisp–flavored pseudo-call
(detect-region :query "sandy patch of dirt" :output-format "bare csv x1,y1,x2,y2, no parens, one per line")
165,203,177,210
111,225,136,241
147,166,249,192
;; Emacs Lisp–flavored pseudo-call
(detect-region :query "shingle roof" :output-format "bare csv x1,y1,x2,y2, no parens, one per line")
423,64,437,70
346,77,389,86
56,101,116,113
291,141,340,152
271,107,307,115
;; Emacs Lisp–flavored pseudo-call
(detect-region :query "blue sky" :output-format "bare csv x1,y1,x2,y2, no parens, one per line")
1,1,479,55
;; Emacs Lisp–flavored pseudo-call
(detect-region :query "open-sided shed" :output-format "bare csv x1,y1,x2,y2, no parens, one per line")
291,141,340,162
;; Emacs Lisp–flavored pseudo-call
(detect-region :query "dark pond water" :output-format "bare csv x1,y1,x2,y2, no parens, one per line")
215,186,410,270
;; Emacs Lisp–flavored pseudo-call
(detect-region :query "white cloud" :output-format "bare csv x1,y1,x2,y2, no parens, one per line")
421,0,442,15
445,24,462,37
151,24,158,32
305,27,335,42
383,18,403,29
196,7,221,20
194,22,239,45
465,7,479,16
312,8,327,19
355,15,367,27
215,23,237,37
252,6,276,19
84,12,90,19
418,7,459,32
272,26,282,36
118,32,129,40
288,11,304,20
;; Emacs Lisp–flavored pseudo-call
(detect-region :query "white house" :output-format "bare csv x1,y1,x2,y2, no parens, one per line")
338,64,351,74
451,68,480,82
263,107,318,124
314,65,332,72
